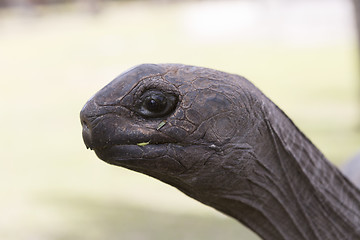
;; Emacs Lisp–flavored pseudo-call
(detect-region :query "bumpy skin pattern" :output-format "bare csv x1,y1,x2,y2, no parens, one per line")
81,64,360,240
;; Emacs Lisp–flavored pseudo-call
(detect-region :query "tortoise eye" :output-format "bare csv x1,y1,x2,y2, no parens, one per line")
137,90,178,118
144,94,167,113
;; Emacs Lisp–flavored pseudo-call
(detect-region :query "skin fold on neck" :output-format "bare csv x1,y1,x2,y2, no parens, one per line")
196,99,360,240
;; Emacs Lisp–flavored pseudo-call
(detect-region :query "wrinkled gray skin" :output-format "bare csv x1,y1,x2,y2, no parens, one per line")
80,64,360,240
343,152,360,189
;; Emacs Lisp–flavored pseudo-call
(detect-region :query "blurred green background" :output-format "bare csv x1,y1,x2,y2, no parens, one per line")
1,0,359,239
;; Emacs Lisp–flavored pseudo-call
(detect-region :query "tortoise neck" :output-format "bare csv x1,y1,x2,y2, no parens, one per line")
207,103,360,240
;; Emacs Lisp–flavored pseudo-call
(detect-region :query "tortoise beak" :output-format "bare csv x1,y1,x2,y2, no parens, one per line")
80,102,95,150
81,119,93,150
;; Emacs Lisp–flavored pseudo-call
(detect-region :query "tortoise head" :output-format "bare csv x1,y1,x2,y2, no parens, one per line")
81,64,360,240
80,64,266,198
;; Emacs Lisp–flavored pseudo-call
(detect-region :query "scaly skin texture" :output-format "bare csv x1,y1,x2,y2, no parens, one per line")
80,64,360,240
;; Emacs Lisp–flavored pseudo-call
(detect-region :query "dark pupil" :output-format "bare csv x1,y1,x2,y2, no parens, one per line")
145,95,167,112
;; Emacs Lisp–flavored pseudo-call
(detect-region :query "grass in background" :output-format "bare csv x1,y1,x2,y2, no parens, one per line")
0,1,359,239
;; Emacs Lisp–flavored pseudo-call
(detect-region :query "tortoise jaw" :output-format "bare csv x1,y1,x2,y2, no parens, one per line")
93,143,191,178
94,143,168,162
80,107,177,153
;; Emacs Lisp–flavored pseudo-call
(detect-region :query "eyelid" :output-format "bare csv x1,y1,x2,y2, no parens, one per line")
133,77,164,99
136,90,178,118
125,77,181,118
133,77,180,99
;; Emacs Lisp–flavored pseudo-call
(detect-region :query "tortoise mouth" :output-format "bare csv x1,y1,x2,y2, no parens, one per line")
93,143,192,175
81,115,177,151
93,142,173,163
